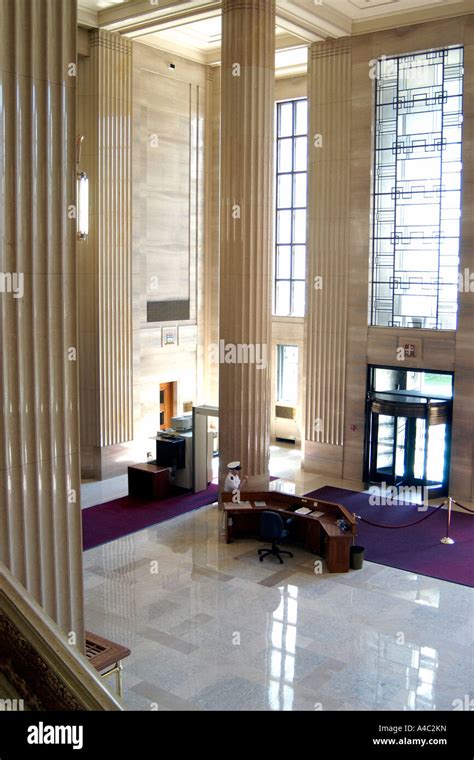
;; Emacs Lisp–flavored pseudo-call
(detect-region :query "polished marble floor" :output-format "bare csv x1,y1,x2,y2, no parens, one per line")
82,445,474,711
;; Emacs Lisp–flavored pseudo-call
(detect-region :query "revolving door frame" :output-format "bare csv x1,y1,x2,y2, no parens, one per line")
363,366,453,498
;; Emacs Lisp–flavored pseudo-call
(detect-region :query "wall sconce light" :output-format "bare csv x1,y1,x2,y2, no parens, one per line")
77,171,89,242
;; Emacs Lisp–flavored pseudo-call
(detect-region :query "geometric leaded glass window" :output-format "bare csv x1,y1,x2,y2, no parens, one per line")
274,98,307,317
371,47,464,329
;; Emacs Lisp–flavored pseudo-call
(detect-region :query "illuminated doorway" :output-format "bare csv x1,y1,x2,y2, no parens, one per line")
364,367,453,497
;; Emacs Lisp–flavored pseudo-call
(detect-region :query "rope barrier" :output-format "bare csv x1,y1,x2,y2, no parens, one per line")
354,500,446,530
452,499,474,515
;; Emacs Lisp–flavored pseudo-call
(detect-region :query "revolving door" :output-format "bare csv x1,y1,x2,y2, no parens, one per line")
364,369,453,497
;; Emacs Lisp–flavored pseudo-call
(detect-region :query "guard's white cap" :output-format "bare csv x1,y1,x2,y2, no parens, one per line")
227,461,241,470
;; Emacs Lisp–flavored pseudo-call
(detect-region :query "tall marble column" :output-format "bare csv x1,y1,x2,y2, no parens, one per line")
450,24,474,501
78,30,133,479
0,0,84,640
202,66,220,408
303,38,352,478
219,0,275,489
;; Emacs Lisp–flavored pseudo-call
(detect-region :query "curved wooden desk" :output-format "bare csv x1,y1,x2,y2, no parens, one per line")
222,491,357,573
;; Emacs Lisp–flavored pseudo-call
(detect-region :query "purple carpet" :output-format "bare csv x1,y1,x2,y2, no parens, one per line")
305,486,474,587
82,484,219,551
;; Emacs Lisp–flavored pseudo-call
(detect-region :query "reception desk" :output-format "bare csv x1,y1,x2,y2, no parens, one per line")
222,491,357,573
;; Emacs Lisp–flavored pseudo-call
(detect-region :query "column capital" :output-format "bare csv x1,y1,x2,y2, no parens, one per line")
90,29,132,55
223,0,275,13
310,37,352,60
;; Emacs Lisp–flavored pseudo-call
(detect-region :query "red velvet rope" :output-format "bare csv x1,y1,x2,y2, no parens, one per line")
354,500,446,529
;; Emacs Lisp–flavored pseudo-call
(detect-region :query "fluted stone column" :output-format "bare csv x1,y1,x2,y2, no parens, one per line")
303,39,352,477
449,28,474,501
78,30,133,479
219,0,275,489
0,0,84,641
202,66,221,408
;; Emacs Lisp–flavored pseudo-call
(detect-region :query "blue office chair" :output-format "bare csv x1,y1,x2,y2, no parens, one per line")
258,511,294,564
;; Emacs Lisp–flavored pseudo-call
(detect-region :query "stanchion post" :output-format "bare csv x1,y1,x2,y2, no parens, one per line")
440,496,455,545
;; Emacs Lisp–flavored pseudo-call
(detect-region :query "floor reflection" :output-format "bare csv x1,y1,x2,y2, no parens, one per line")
267,585,298,710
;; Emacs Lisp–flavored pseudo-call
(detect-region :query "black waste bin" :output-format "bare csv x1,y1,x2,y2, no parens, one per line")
350,545,365,570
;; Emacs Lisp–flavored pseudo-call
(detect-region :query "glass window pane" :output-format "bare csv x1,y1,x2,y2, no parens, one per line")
293,173,306,208
294,137,307,172
293,246,305,279
278,102,293,138
376,416,395,473
277,174,292,209
291,281,305,316
277,210,291,244
426,423,447,482
395,418,407,478
292,210,306,244
275,281,291,316
421,373,453,398
278,139,292,172
277,345,299,404
277,246,291,279
414,419,427,480
295,100,307,135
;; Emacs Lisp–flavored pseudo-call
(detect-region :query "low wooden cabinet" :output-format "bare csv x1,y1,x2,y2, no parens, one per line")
325,531,352,573
128,463,170,500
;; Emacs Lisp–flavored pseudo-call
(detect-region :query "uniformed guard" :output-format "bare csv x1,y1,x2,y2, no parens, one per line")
223,461,248,492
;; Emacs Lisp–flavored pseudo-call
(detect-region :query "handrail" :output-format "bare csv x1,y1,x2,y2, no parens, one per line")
0,562,123,711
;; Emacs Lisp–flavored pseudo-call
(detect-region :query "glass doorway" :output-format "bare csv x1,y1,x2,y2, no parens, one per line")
364,368,453,497
159,382,175,430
